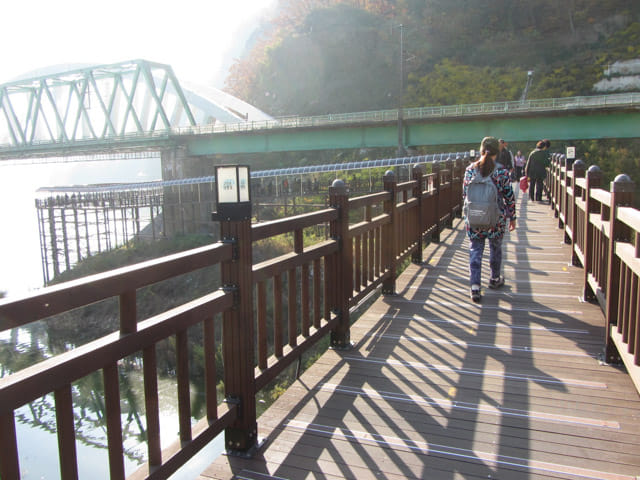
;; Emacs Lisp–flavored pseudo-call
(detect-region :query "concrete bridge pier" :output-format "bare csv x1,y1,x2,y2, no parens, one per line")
161,147,218,237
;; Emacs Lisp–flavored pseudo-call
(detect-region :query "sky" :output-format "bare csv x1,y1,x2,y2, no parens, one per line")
1,0,278,87
0,0,279,296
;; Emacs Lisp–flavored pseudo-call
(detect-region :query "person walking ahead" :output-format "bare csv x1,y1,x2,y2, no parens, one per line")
463,136,516,303
525,140,549,202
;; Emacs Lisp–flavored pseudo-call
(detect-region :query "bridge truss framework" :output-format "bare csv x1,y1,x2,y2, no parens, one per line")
0,60,197,150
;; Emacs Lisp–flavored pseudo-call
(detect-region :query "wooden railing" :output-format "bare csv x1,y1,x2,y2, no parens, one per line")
547,153,640,393
0,158,466,479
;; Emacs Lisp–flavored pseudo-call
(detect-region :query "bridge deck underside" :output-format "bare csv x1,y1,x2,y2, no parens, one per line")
202,197,640,480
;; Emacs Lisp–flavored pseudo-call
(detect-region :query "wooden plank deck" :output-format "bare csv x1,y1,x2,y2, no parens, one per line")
201,196,640,480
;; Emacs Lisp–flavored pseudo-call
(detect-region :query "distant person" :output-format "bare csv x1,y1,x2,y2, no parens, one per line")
514,150,526,179
462,136,517,303
497,139,514,178
525,140,550,202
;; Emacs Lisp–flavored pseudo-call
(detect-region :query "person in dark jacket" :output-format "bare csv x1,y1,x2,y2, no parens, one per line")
497,139,514,175
525,140,550,201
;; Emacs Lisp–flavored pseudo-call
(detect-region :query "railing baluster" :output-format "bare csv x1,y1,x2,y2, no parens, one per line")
204,316,218,421
362,229,369,287
0,412,20,480
143,345,162,467
620,265,631,339
274,274,283,357
324,254,333,322
635,276,640,366
54,384,79,480
257,281,268,368
176,329,192,443
103,363,125,480
288,268,297,347
627,274,637,354
313,258,321,329
412,165,425,264
354,235,362,293
301,263,310,337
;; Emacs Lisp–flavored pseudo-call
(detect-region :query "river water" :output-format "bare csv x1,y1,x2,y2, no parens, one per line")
0,157,223,478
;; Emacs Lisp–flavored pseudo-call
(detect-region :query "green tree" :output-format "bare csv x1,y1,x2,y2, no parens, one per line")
405,59,526,106
246,5,399,115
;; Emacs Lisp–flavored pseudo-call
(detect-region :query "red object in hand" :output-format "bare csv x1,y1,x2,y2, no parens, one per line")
520,176,529,193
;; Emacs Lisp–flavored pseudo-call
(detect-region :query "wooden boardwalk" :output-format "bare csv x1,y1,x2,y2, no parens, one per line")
201,196,640,480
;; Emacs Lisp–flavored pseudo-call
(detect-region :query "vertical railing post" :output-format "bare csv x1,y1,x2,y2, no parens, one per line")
605,174,635,363
329,179,352,349
382,170,398,294
431,161,441,243
0,413,20,480
220,216,257,453
412,164,425,264
553,154,562,218
570,160,586,263
559,155,567,229
548,154,557,214
582,165,602,301
453,157,464,217
445,159,454,226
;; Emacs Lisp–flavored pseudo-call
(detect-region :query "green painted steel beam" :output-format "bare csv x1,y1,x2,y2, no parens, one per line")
406,111,640,145
184,110,640,156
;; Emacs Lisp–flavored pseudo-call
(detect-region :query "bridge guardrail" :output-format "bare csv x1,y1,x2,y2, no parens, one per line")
172,93,640,137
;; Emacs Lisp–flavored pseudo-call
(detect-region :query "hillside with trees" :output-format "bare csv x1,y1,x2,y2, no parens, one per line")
224,0,640,189
225,0,640,115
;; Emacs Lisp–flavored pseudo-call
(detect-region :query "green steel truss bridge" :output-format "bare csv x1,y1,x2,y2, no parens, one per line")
1,59,639,162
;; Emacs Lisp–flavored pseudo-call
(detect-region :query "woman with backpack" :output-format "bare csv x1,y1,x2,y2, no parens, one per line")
463,136,517,303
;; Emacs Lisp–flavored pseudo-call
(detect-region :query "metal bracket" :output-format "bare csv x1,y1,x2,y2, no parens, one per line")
223,395,241,407
222,284,239,306
221,236,238,260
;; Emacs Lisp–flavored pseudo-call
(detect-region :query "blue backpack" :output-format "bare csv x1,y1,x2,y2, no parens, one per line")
463,169,500,229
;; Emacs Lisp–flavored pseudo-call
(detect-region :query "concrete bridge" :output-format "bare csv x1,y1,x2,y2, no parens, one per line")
1,60,640,164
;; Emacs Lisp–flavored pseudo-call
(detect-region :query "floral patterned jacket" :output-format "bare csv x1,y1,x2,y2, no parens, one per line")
462,163,516,240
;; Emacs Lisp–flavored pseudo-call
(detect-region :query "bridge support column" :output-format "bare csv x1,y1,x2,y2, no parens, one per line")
161,147,217,237
161,146,216,181
329,179,351,349
219,216,258,454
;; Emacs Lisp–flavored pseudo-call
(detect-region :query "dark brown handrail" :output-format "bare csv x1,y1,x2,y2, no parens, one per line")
0,158,468,479
547,154,639,394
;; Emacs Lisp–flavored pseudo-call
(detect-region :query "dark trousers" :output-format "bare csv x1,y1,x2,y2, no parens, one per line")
529,178,544,201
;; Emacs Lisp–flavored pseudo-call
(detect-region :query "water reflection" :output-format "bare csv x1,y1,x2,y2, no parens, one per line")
1,311,223,478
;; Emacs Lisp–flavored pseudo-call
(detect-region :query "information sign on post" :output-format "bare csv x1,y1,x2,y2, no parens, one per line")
566,146,576,160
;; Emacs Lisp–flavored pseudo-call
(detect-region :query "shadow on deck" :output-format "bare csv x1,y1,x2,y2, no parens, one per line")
202,196,640,480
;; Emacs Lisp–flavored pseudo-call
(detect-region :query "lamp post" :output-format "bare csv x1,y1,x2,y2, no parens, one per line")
211,164,258,454
212,165,252,221
393,24,406,156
